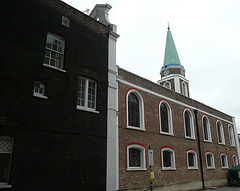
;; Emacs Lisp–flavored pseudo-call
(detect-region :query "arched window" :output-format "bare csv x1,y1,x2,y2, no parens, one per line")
216,120,225,145
126,89,145,130
126,142,146,170
164,81,171,89
228,125,236,147
220,153,228,169
233,155,238,167
186,149,198,169
205,151,215,169
0,136,14,185
183,109,195,139
182,82,188,96
161,146,176,170
159,100,173,135
128,93,140,127
202,115,211,142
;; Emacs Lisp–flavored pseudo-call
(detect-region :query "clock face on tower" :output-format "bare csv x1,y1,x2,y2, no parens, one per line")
163,70,169,76
180,70,185,76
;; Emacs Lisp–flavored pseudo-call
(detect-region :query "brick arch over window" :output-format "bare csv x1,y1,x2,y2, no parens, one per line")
186,148,198,169
158,99,173,135
219,152,228,168
125,88,145,131
205,150,215,169
160,145,176,170
125,142,147,170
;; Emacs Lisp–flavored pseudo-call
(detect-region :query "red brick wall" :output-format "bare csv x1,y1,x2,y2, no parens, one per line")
118,68,237,190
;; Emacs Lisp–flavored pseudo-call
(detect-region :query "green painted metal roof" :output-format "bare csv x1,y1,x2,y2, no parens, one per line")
163,29,181,67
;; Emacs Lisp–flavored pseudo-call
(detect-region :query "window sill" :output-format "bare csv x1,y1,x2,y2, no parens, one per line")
231,145,236,147
204,140,212,143
185,136,196,140
218,142,225,146
160,132,174,136
207,167,215,170
127,167,146,171
126,126,145,131
162,167,176,171
33,93,48,99
0,184,12,188
43,64,66,73
222,167,229,169
76,106,99,114
187,167,199,170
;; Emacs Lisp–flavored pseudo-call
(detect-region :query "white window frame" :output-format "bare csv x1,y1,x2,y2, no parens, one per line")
43,33,66,72
202,115,212,142
183,108,195,139
220,153,228,169
233,155,238,167
163,81,171,89
76,77,98,113
216,120,225,145
161,147,176,170
33,81,48,99
127,144,146,171
159,100,173,136
206,151,215,169
126,89,145,131
0,136,14,188
186,149,198,169
228,125,236,147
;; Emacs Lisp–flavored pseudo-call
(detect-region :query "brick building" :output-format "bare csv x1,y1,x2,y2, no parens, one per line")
117,27,240,190
0,0,118,190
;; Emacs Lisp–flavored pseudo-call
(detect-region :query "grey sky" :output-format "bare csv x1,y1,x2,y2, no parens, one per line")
62,0,240,132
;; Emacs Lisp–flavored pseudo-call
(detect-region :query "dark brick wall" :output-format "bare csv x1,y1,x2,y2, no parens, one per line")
118,67,237,190
1,0,109,190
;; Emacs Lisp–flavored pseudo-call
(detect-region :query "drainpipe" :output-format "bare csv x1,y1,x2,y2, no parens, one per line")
194,109,205,190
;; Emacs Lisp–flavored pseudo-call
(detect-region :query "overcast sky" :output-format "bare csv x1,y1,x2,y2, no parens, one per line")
62,0,240,133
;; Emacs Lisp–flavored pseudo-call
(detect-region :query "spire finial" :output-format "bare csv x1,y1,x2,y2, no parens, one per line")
168,22,170,30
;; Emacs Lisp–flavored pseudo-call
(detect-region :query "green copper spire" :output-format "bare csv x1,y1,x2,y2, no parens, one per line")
163,27,181,67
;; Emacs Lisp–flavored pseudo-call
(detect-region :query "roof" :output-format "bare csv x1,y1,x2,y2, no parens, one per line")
163,29,182,68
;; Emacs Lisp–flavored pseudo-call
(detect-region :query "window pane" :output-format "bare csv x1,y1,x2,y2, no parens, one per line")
207,154,212,167
0,137,13,183
129,148,141,167
233,156,238,167
185,111,191,137
217,122,223,143
128,93,140,127
221,155,226,167
160,103,169,133
88,81,96,109
188,153,194,167
78,79,85,107
203,117,209,140
229,126,235,146
163,151,171,167
0,153,11,182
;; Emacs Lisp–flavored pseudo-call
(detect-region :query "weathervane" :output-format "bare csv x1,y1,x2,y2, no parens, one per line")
168,22,170,30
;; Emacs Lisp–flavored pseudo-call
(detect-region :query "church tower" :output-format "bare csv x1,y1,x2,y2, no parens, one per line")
158,26,190,97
